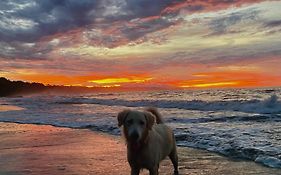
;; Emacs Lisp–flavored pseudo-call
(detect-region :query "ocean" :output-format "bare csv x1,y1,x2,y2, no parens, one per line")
0,88,281,168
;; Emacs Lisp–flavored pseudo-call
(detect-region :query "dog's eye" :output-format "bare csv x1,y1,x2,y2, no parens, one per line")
140,121,145,125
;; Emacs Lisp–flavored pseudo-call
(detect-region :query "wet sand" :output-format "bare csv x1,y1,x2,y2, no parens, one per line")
0,122,280,175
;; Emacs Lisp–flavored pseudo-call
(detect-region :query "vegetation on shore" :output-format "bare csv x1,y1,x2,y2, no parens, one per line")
0,77,109,97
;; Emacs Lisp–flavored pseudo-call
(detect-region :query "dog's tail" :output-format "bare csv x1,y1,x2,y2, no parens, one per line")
146,107,164,124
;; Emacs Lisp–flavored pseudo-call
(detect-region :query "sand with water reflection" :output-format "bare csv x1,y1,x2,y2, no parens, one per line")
0,122,279,175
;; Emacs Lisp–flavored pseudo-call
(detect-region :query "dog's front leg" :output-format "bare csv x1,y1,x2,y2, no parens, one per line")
149,165,159,175
130,167,140,175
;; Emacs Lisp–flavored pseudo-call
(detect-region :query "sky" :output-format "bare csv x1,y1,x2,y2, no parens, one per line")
0,0,281,89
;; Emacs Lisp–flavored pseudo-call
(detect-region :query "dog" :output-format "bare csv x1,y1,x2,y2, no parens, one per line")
117,107,179,175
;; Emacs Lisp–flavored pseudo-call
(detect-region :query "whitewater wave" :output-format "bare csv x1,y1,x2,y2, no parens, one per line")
56,94,281,114
175,130,281,168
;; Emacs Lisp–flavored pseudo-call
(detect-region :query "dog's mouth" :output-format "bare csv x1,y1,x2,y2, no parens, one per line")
128,137,140,145
131,142,141,151
128,136,141,151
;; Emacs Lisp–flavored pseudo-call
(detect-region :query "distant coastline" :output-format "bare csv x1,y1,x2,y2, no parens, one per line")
0,77,116,97
0,77,175,97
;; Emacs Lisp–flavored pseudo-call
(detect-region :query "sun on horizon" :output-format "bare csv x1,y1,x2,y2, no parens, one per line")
1,0,281,90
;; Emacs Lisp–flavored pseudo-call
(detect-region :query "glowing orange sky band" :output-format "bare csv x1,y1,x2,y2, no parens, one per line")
180,81,239,88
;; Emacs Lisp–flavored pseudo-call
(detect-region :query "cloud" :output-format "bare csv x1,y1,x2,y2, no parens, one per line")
84,16,183,48
207,9,260,36
0,0,100,42
160,0,265,15
0,0,179,58
0,0,266,43
0,0,278,63
264,20,281,28
0,41,40,59
0,0,180,44
0,0,101,59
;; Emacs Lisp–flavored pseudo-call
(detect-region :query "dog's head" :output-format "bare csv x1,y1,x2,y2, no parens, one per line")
117,109,155,143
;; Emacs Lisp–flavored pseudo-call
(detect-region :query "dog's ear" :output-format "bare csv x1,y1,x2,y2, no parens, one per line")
144,111,155,130
117,110,130,127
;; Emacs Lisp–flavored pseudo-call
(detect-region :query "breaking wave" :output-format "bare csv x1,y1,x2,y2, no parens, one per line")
57,94,281,114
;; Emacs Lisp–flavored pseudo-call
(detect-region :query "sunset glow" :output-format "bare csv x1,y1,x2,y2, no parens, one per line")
180,82,240,88
1,0,281,89
88,77,153,85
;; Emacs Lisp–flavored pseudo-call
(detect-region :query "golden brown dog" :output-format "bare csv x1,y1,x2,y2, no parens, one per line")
117,107,179,175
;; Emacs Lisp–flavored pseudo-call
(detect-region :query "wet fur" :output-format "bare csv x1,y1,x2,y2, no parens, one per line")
118,107,179,175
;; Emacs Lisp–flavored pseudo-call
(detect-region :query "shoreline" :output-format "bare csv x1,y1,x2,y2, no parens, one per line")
0,122,280,175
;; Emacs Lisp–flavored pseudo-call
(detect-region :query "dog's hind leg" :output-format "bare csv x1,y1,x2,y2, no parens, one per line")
169,143,179,175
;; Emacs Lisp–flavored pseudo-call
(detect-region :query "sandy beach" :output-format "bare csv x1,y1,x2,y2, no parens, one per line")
0,122,280,175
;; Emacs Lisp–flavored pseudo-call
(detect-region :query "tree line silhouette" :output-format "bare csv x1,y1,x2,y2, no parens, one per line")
0,77,122,97
0,77,46,97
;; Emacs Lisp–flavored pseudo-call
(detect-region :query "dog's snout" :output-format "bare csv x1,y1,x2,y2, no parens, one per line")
130,131,139,141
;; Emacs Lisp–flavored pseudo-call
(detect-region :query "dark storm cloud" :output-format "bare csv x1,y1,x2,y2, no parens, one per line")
0,0,184,44
124,0,179,18
0,0,103,59
0,0,100,42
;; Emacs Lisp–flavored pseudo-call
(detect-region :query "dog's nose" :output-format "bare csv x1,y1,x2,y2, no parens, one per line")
130,131,139,141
